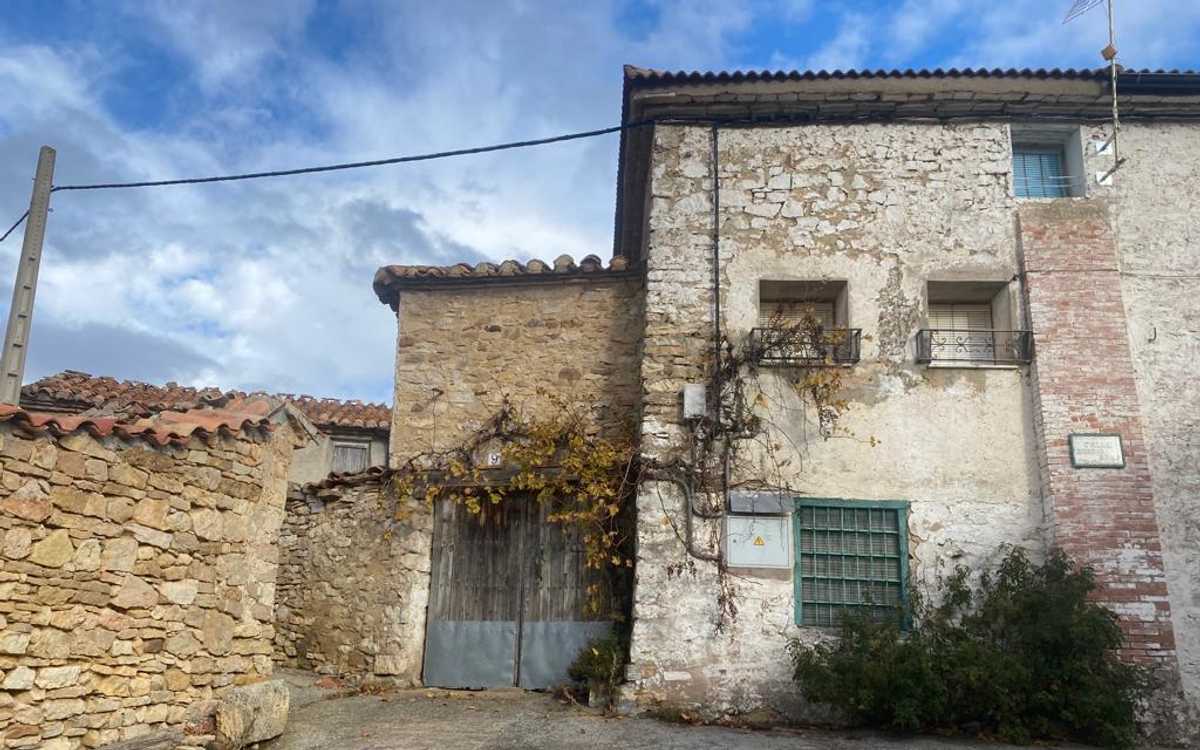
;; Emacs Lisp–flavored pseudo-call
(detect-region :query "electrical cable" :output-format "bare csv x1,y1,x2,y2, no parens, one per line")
0,211,29,244
0,120,654,243
48,121,651,193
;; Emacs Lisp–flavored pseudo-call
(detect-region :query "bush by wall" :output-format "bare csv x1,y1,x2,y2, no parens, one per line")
787,547,1150,749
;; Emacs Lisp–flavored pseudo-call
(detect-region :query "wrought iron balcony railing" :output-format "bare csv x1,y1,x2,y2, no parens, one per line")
916,329,1033,365
750,327,862,366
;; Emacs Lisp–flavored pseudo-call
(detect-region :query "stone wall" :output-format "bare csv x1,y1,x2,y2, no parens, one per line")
1109,122,1200,728
627,122,1048,718
390,277,643,461
0,413,294,749
273,474,431,685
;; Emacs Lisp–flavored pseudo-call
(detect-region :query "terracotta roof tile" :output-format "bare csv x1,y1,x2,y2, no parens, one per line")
623,65,1200,86
372,253,634,308
20,371,391,431
0,403,272,447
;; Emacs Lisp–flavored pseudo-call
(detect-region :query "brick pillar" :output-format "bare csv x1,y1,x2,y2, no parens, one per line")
1018,200,1176,665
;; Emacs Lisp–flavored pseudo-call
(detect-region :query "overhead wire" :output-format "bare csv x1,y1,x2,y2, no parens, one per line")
0,211,29,244
0,119,653,242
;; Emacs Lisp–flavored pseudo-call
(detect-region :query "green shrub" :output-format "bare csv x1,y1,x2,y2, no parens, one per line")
787,547,1151,748
568,633,626,702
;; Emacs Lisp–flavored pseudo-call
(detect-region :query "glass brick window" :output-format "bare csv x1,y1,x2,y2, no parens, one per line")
1013,146,1069,198
793,499,909,627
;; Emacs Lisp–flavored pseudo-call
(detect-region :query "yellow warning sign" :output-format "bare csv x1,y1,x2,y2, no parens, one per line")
753,536,765,546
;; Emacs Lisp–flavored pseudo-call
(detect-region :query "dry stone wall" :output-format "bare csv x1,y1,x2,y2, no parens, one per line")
0,418,293,749
273,476,431,685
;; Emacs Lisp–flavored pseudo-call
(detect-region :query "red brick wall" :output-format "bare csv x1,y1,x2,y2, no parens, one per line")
1019,200,1175,665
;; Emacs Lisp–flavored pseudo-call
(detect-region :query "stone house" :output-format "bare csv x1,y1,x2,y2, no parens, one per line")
280,65,1199,739
20,371,391,485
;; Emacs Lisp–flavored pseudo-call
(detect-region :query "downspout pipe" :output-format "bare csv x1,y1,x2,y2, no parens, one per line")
710,124,730,513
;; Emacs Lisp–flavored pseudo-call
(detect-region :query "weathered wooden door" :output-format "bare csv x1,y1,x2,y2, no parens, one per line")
422,495,612,689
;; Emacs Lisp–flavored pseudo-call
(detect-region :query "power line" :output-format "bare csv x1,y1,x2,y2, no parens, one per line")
0,120,652,242
0,211,29,244
51,121,649,192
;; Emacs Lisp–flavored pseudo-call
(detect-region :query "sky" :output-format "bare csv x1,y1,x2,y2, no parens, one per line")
1,1,1198,405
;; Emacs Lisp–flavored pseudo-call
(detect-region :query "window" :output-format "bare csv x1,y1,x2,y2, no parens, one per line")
759,300,835,329
1013,147,1068,198
793,499,909,627
1012,126,1084,198
928,302,995,361
917,281,1032,365
753,280,860,365
332,442,369,474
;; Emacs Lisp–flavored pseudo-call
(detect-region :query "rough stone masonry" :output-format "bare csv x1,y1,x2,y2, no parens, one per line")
0,405,296,749
273,472,432,685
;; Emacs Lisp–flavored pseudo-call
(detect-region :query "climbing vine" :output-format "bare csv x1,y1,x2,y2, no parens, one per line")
651,309,861,630
391,390,637,615
387,311,855,629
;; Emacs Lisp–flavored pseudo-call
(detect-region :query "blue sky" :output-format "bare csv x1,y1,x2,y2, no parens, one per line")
1,0,1197,404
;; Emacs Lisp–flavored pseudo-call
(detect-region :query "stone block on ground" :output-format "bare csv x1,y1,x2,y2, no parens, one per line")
214,679,290,750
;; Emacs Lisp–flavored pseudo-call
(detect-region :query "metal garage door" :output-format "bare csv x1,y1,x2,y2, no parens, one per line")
422,495,612,689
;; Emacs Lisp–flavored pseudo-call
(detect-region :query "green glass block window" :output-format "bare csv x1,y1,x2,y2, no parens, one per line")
1013,146,1068,198
793,499,909,627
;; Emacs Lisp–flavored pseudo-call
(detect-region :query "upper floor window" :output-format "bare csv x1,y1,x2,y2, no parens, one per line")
917,281,1032,366
1013,146,1068,198
332,441,369,474
1012,126,1084,199
752,280,860,366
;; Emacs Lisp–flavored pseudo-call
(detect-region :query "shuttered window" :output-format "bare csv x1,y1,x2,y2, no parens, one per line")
332,443,369,474
759,301,834,329
794,500,909,627
928,303,992,331
928,303,995,362
1014,147,1068,198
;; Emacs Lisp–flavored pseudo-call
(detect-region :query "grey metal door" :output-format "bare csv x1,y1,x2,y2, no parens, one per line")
422,495,611,689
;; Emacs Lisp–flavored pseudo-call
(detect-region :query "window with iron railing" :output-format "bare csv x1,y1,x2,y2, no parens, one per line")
917,303,1032,365
751,325,862,366
754,283,859,366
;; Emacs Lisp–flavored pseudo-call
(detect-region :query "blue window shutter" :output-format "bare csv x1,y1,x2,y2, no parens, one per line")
1014,147,1068,198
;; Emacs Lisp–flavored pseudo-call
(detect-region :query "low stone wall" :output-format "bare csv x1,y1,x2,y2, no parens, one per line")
273,474,432,685
0,412,294,749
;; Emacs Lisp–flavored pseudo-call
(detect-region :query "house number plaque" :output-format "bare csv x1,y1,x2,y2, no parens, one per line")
1068,433,1125,469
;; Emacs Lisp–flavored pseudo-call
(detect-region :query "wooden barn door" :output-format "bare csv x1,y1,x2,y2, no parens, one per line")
422,494,612,689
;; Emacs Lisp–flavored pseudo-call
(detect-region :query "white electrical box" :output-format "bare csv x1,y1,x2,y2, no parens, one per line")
725,515,792,569
682,383,707,420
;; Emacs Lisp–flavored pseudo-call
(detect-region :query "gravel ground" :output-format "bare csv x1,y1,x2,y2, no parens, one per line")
263,670,1101,750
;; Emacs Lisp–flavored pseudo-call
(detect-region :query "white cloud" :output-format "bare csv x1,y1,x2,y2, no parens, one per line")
1,0,1198,405
805,12,871,72
0,1,760,402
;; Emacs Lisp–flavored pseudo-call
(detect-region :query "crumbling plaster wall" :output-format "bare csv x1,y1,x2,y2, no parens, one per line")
287,431,389,486
0,420,294,749
1108,121,1200,717
273,477,431,684
390,278,644,462
630,122,1048,716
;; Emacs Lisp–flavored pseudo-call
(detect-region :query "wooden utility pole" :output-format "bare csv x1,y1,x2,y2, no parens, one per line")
0,146,56,405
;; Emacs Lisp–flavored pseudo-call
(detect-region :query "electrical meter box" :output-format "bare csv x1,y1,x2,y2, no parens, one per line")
725,515,792,569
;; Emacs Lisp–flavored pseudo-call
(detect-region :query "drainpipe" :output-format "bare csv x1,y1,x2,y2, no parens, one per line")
710,124,730,514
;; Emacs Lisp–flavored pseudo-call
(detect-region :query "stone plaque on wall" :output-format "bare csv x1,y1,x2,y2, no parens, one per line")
1069,433,1125,469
